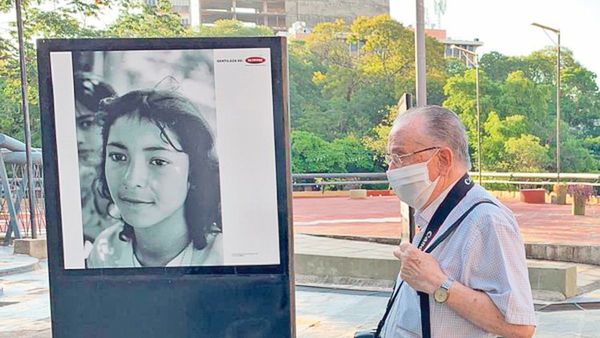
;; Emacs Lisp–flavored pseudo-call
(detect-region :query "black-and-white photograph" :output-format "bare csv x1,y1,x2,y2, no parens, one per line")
39,38,291,338
46,41,284,271
71,50,223,268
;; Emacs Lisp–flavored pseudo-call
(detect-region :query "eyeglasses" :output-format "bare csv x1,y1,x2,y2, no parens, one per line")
385,146,440,167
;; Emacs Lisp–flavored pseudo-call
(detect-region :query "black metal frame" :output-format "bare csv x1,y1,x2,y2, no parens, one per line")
37,37,294,338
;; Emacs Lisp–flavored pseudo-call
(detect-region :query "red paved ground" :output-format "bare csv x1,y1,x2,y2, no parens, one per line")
293,196,600,246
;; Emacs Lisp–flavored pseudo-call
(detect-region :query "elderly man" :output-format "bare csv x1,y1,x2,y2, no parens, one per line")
379,106,536,338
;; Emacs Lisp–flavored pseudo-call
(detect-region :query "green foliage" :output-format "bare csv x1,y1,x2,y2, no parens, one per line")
291,130,336,173
560,133,598,172
195,19,273,37
479,112,549,172
561,65,600,136
443,67,501,143
330,136,376,173
445,58,468,77
290,131,375,173
503,134,551,172
106,0,187,38
445,48,600,173
288,40,325,130
290,15,448,140
583,136,600,160
479,51,524,83
362,105,400,160
0,0,112,146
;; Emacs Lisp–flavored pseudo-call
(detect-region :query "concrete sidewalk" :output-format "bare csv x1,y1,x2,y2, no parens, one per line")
0,245,39,278
0,262,598,338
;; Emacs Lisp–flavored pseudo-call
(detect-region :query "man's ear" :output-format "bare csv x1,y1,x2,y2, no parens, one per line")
437,147,453,175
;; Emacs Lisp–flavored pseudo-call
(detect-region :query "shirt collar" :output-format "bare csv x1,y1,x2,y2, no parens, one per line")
414,176,461,229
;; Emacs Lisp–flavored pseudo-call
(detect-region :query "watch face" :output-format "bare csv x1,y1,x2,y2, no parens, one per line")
434,288,448,303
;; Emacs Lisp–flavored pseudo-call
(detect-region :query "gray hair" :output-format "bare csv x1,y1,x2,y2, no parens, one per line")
393,105,472,169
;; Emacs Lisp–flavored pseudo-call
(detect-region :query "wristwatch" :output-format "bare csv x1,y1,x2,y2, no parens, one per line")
433,276,454,304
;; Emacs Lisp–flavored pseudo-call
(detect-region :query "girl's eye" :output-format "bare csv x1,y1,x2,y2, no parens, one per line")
108,153,127,162
80,121,92,129
150,158,169,166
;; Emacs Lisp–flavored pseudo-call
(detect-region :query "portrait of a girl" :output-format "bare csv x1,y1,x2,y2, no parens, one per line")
87,89,223,268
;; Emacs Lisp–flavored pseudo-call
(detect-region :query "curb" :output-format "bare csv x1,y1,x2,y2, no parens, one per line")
0,256,40,277
525,243,600,266
302,233,600,266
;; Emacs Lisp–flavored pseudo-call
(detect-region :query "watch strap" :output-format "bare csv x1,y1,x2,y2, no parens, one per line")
441,276,454,291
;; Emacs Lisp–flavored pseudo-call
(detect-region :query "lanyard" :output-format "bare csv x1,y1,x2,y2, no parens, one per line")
416,173,474,251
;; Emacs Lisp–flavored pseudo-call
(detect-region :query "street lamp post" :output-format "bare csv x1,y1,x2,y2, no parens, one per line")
451,45,482,185
532,22,561,184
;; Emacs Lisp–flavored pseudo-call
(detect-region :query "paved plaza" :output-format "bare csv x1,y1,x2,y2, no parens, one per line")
294,195,600,246
0,259,600,337
1,195,600,336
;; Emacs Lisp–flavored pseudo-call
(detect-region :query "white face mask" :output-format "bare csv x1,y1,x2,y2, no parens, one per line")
386,155,440,210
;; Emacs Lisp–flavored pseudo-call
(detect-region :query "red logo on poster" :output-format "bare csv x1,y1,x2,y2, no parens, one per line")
245,57,266,64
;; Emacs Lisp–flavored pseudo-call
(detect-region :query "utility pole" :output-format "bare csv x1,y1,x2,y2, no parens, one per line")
15,0,37,238
415,0,427,106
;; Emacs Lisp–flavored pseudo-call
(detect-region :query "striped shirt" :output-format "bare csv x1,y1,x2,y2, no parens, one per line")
381,181,536,337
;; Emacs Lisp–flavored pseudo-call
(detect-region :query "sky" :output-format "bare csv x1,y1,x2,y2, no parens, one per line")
390,0,600,84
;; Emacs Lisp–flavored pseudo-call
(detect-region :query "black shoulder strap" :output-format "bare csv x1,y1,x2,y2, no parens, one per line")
419,199,497,338
416,174,474,251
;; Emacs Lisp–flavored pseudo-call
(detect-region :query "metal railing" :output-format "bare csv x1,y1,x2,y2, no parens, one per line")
292,172,600,189
0,134,45,243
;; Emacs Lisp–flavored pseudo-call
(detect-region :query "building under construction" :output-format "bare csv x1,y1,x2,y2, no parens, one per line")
170,0,390,33
195,0,287,31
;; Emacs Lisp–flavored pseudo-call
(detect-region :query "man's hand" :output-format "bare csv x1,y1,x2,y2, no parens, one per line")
394,243,447,295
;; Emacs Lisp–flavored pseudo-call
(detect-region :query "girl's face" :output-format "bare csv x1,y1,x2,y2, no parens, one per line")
105,115,190,229
76,101,103,197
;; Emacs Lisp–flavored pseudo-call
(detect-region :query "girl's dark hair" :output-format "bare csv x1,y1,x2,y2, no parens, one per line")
74,72,116,112
98,89,221,250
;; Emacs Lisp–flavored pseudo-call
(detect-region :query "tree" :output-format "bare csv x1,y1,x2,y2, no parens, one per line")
290,130,344,173
497,71,552,142
479,51,523,83
291,15,448,140
560,65,600,137
330,136,375,173
106,0,187,37
362,105,399,161
443,67,501,147
0,0,116,145
290,131,376,173
504,135,551,172
559,131,598,172
481,112,550,172
288,40,326,130
195,19,273,37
